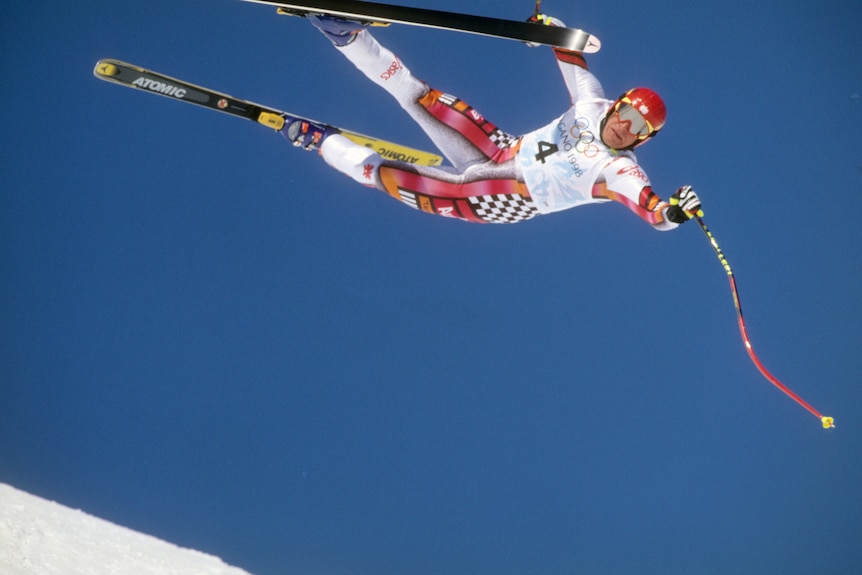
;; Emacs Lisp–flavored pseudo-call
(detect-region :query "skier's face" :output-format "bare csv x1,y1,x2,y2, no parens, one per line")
601,112,641,150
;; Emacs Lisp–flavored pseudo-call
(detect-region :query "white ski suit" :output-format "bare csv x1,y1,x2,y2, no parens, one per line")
318,29,678,228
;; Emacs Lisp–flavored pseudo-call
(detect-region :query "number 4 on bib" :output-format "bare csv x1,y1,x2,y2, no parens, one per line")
535,141,559,164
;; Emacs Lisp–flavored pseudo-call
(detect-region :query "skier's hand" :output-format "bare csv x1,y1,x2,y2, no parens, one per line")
527,14,566,27
525,13,565,47
666,185,704,223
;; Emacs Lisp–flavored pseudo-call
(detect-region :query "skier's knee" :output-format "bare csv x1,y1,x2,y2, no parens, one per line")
320,134,383,187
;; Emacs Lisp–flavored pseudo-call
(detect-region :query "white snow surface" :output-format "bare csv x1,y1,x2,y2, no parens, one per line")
0,483,255,575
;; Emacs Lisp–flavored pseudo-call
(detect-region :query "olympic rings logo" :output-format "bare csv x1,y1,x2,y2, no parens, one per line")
535,117,601,173
567,118,599,158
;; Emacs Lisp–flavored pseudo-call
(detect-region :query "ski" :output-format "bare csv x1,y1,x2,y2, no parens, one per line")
240,0,601,53
93,58,444,167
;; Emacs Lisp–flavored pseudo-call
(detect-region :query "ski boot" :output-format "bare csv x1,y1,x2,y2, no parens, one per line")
306,14,371,47
280,116,338,151
276,8,374,46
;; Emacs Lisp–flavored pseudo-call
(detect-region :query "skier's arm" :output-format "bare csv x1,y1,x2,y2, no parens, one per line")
528,14,604,103
592,158,682,231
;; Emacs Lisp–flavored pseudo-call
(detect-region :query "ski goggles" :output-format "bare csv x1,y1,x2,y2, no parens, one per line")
613,101,654,139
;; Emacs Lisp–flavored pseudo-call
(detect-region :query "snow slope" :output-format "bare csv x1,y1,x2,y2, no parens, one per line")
0,484,254,575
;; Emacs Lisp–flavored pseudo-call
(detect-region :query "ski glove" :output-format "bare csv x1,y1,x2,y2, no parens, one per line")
525,14,565,47
666,185,704,224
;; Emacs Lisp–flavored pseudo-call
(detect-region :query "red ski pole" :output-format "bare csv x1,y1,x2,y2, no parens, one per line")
695,217,834,429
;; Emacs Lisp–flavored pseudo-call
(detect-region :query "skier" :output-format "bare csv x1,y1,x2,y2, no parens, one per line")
281,12,703,227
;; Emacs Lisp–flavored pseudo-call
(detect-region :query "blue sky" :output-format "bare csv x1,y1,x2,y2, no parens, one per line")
2,1,861,574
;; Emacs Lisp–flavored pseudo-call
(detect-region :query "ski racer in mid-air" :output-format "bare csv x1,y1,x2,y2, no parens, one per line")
281,12,703,226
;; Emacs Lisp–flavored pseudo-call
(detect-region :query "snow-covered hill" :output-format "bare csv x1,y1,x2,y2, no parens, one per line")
0,484,254,575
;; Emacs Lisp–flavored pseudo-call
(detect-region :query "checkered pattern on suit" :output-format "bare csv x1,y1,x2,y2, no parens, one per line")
488,130,519,151
467,194,539,223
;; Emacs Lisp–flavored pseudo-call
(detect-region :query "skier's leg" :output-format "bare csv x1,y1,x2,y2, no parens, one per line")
319,134,537,224
336,30,483,169
312,21,517,170
318,134,387,186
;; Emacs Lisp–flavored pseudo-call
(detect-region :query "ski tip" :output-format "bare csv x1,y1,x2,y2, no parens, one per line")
582,35,601,54
94,59,120,78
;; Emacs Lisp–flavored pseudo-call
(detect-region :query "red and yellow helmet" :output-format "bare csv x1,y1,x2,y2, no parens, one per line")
608,87,667,147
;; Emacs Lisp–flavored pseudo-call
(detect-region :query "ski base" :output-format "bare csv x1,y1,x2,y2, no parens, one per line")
93,59,443,167
241,0,601,53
